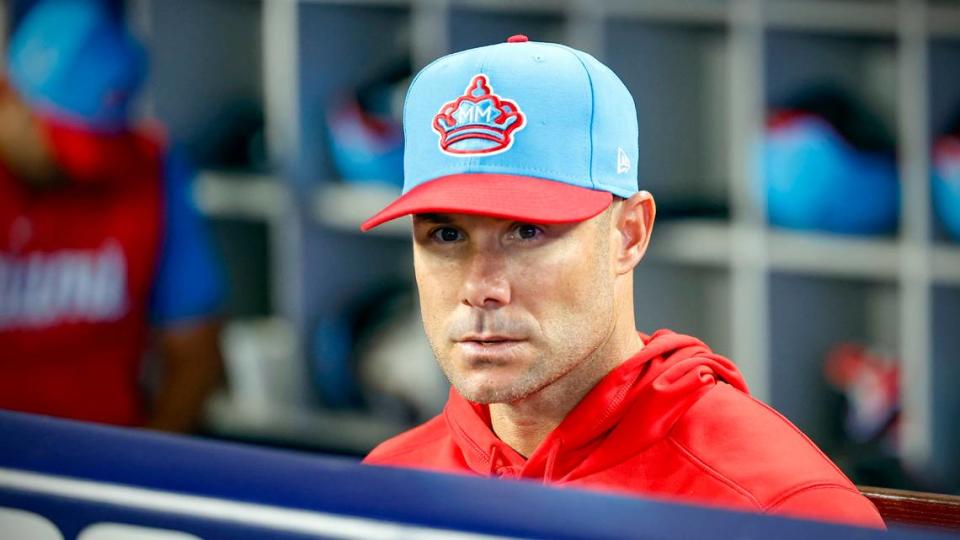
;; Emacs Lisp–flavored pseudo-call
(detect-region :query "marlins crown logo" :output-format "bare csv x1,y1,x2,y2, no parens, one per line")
432,74,526,156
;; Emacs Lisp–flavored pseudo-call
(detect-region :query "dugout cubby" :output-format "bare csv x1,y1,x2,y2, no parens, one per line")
929,38,960,246
297,2,412,185
605,20,731,221
762,30,900,235
767,273,900,456
931,285,960,484
145,0,265,171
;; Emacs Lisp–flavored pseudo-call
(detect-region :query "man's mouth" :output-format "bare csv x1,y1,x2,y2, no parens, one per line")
458,335,521,344
456,336,526,356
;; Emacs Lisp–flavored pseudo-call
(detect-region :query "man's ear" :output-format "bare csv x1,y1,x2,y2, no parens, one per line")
613,191,656,275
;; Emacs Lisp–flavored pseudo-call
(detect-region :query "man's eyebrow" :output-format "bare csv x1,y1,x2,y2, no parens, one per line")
413,213,454,224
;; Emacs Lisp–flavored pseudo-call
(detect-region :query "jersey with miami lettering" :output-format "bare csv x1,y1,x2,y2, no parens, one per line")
0,119,224,425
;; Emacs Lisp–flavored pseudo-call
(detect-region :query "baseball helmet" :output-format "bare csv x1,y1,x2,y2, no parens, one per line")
325,59,409,188
759,87,899,235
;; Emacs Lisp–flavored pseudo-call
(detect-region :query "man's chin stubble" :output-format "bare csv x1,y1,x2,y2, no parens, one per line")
447,366,555,405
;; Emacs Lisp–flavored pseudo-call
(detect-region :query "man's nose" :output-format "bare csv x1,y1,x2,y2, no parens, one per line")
461,252,511,309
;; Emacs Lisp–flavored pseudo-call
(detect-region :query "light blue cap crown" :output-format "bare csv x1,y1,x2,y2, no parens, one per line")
404,37,639,197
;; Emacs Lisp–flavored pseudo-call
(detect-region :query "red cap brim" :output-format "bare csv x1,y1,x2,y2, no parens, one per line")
360,174,613,231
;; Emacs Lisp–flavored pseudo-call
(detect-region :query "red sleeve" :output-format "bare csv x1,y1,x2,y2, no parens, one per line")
768,485,886,529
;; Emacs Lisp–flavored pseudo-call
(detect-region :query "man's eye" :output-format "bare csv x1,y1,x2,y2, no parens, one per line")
431,227,462,243
515,224,542,240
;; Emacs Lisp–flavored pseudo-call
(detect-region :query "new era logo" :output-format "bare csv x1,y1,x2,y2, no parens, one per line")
617,147,631,174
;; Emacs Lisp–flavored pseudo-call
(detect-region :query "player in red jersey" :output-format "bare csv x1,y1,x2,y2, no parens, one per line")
359,36,885,528
0,0,224,432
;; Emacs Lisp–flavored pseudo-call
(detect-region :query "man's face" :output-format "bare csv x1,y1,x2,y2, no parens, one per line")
412,208,618,404
0,83,59,184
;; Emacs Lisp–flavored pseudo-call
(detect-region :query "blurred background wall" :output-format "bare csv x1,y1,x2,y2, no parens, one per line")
3,0,960,495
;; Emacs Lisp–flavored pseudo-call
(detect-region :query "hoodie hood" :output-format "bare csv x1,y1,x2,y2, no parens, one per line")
443,329,748,483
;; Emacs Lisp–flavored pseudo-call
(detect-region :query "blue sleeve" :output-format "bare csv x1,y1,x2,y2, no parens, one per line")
149,147,226,325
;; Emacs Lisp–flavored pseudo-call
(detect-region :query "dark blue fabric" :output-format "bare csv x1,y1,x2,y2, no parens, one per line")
149,148,225,325
0,410,939,540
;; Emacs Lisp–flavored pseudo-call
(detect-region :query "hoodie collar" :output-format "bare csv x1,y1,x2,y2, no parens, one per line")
443,330,748,482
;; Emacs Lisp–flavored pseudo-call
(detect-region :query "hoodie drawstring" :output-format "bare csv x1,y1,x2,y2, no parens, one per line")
543,438,563,484
487,444,502,477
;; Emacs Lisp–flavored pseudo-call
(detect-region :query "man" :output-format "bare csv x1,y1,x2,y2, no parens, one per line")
359,35,885,528
0,0,224,432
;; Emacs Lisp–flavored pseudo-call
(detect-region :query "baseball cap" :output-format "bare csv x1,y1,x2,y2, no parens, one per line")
7,0,146,131
360,35,639,231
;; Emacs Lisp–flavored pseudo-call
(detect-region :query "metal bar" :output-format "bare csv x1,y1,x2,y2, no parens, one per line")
263,0,306,332
566,0,606,62
412,0,450,70
896,0,934,473
765,0,897,36
728,0,770,402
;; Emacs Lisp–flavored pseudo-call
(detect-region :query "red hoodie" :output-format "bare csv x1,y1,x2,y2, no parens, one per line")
364,330,885,529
